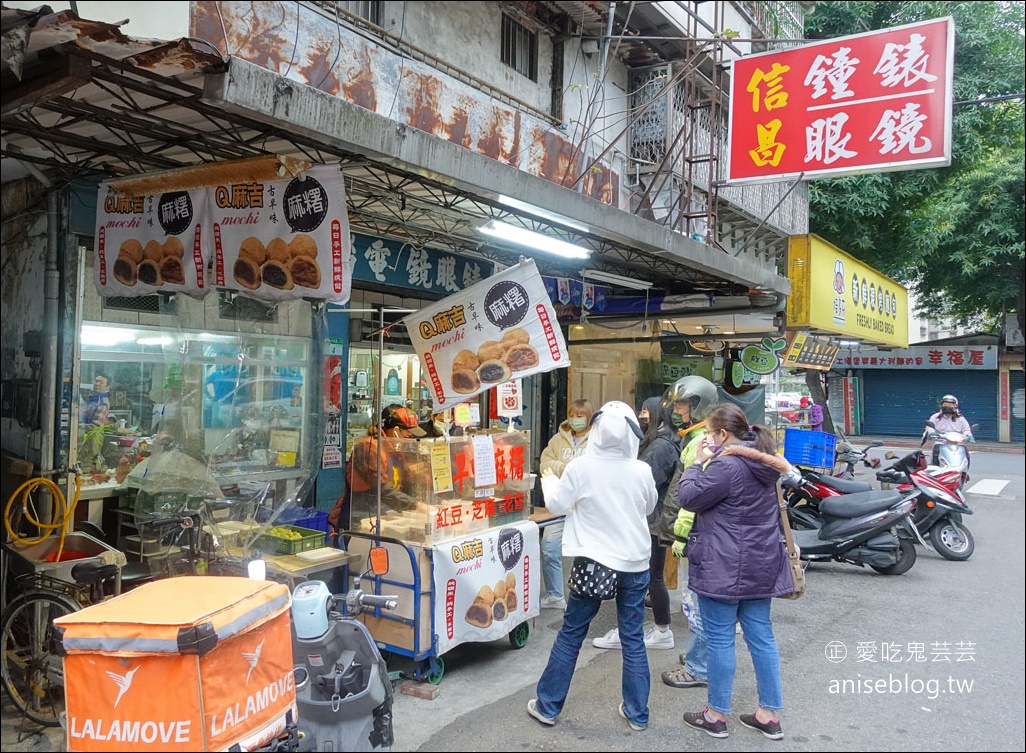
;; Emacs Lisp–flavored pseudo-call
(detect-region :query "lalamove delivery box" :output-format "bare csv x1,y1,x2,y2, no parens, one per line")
53,576,296,752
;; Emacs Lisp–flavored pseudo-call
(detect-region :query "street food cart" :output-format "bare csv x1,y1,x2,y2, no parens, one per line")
346,430,539,683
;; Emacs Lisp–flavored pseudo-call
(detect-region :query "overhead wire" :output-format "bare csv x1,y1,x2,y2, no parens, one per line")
314,0,344,91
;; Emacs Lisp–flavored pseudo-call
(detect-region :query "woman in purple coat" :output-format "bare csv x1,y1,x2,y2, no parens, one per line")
677,403,794,741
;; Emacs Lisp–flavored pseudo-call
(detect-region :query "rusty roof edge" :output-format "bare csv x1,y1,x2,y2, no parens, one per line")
2,5,224,74
203,59,790,296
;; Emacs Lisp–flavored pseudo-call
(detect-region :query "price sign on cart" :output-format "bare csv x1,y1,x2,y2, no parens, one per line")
496,379,523,418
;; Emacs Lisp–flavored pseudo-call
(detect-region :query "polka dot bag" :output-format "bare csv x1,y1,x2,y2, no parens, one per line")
567,557,618,600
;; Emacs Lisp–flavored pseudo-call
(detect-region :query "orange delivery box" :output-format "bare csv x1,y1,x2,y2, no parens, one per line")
53,576,296,752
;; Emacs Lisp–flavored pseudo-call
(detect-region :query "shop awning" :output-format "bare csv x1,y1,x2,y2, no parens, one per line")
1,4,789,310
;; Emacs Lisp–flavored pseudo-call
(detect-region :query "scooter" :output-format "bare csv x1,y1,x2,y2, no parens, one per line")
832,438,884,479
904,466,975,561
922,420,978,489
783,467,874,530
290,547,399,752
783,438,882,530
781,469,918,575
876,451,975,561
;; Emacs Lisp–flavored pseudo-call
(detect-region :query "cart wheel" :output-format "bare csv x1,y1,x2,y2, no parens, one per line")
415,656,445,685
508,622,530,649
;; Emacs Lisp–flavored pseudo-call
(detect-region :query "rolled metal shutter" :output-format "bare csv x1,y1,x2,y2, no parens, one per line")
1011,370,1025,443
861,370,998,440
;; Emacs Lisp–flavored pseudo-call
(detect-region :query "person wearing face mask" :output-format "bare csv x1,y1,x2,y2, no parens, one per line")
927,395,974,465
658,376,719,690
419,408,465,438
675,403,793,741
537,399,595,609
328,404,427,537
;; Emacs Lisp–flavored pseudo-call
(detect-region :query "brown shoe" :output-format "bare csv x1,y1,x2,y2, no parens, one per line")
661,667,708,688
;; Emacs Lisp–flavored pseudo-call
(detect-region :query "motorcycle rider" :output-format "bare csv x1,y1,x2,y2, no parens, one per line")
927,395,974,466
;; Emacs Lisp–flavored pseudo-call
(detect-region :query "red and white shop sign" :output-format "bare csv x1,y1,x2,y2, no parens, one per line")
727,17,953,184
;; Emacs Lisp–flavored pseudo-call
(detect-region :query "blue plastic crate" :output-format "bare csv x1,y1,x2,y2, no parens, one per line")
292,510,330,534
271,508,330,546
783,429,837,469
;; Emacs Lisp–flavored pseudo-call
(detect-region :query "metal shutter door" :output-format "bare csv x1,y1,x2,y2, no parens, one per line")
861,370,998,440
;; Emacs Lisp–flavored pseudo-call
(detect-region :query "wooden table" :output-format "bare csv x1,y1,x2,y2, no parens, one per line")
225,546,360,585
530,508,564,528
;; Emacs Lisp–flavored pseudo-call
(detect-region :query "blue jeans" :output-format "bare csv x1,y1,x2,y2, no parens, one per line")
540,522,565,599
535,568,651,724
682,588,708,679
698,595,783,714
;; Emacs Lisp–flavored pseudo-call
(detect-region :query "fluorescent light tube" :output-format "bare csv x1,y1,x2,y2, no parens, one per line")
580,269,653,290
479,220,590,259
496,195,589,233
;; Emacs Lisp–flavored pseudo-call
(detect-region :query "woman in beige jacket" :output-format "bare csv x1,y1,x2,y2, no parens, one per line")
537,399,594,608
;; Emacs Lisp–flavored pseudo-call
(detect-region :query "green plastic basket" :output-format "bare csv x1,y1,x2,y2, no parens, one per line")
254,524,325,555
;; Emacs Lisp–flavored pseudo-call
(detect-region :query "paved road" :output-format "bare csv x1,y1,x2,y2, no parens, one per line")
3,449,1023,751
390,448,1025,752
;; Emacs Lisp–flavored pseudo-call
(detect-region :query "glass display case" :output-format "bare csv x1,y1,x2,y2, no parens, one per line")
76,321,316,493
350,430,531,545
345,347,437,457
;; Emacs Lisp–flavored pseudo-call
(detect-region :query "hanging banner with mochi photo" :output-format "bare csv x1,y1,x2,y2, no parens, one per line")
403,258,570,407
211,164,353,303
93,185,210,298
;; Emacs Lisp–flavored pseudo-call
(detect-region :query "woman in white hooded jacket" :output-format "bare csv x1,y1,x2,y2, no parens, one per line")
527,401,658,732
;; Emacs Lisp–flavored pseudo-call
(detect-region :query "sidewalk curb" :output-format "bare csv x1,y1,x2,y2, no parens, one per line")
848,437,1024,455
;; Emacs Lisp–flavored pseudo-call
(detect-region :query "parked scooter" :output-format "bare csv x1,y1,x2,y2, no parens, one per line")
783,467,873,530
783,437,881,529
875,448,927,490
290,547,398,752
832,438,884,479
781,468,918,575
877,449,975,561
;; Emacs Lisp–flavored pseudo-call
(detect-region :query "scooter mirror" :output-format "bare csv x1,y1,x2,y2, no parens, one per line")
870,440,884,447
369,546,389,576
925,420,936,429
970,423,980,433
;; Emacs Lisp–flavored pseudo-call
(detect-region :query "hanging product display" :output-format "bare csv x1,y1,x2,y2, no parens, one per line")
403,258,569,407
92,161,354,304
212,164,353,303
94,186,210,298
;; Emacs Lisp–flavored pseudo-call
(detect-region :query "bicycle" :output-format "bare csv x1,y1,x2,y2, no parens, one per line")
0,566,121,728
0,500,242,730
1,467,125,728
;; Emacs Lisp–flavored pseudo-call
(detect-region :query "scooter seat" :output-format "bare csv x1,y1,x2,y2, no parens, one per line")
820,490,903,519
876,468,909,484
813,475,874,494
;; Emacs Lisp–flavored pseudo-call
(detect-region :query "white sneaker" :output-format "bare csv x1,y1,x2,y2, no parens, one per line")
593,628,622,649
644,626,675,649
540,594,567,610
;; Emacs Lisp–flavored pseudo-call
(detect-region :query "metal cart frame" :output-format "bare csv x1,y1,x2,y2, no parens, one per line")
343,530,531,684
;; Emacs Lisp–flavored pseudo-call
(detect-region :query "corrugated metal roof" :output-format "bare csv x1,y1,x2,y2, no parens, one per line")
0,4,787,304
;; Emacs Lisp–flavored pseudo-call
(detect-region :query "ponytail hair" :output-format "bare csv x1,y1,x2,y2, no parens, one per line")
748,424,777,455
706,403,776,455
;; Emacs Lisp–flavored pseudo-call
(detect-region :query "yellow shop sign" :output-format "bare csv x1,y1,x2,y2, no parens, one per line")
786,235,908,348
